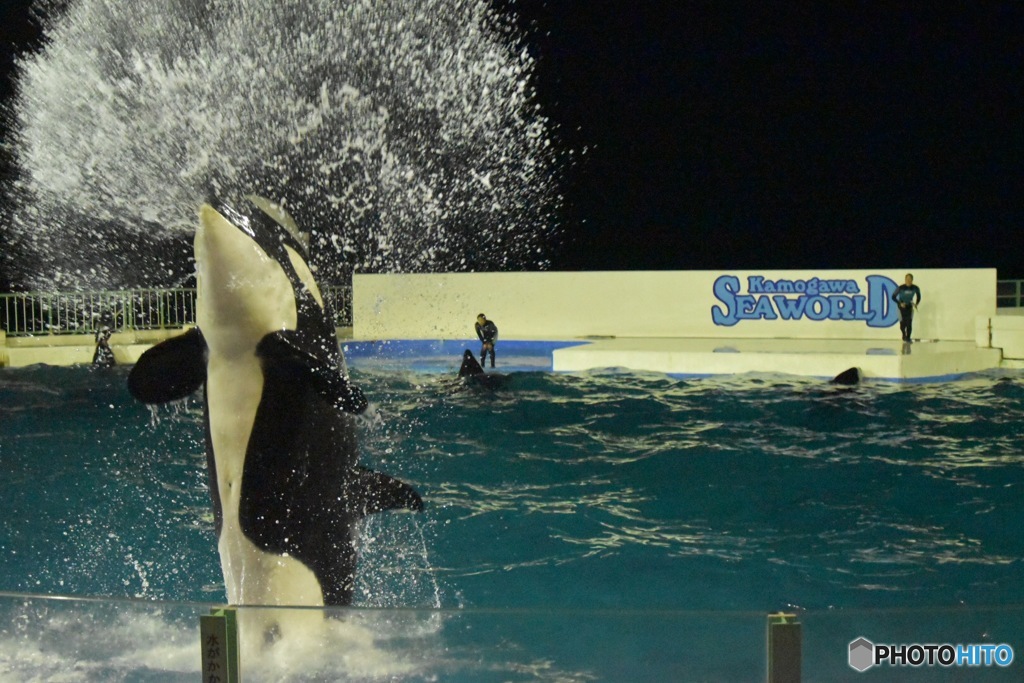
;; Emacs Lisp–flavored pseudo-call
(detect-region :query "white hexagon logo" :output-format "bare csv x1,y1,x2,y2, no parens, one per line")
849,637,875,672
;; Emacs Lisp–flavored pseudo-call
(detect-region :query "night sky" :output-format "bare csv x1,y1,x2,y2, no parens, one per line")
2,1,1023,279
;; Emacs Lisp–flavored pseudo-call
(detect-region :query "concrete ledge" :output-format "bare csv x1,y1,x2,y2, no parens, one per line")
1,327,351,368
0,329,188,368
552,338,1003,381
991,315,1024,360
0,330,1009,381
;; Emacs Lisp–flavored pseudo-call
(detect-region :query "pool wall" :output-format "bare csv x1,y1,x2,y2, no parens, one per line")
352,268,994,341
351,268,1021,379
4,269,1024,377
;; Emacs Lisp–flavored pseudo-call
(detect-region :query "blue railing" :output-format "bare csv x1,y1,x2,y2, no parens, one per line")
0,286,352,337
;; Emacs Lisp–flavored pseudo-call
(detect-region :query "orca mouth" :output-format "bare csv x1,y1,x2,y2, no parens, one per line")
206,195,308,260
207,196,258,241
198,195,329,324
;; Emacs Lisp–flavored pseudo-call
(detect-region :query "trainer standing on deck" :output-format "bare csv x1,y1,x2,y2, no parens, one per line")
475,313,498,368
892,273,922,342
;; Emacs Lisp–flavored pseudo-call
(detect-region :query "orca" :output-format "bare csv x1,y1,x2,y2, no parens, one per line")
458,349,486,378
458,349,510,389
128,197,423,628
830,367,862,386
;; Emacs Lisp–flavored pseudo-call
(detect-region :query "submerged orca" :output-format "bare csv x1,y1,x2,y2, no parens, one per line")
458,349,510,389
128,197,422,617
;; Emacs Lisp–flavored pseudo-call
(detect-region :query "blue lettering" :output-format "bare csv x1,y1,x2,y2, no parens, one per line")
752,296,777,320
805,296,829,321
829,295,855,320
866,275,899,328
736,295,758,319
851,295,872,320
994,645,1013,666
712,275,740,326
957,644,976,666
713,274,898,327
773,296,806,320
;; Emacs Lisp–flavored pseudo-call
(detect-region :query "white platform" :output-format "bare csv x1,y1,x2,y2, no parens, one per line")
552,338,1003,381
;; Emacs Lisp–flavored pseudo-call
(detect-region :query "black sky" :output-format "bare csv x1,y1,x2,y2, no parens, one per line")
2,1,1023,279
509,1,1024,275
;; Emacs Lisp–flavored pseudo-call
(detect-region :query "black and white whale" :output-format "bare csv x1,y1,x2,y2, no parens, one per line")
457,349,511,390
128,197,423,631
830,367,863,386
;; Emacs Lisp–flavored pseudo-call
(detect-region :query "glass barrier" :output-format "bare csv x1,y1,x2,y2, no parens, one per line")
0,592,1020,681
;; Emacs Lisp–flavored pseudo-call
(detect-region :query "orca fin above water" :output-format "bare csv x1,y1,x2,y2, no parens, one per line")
127,328,208,403
349,467,425,515
830,367,862,386
458,349,486,377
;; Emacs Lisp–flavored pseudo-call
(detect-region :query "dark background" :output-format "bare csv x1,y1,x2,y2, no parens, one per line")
3,1,1023,280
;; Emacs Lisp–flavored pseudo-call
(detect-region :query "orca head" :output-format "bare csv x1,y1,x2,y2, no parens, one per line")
196,196,328,351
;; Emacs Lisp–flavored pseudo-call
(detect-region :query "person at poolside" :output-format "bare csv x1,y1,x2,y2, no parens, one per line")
92,324,115,367
891,273,921,342
475,313,498,368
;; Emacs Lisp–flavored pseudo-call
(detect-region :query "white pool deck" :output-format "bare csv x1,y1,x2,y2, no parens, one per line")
0,331,1014,382
550,337,1004,382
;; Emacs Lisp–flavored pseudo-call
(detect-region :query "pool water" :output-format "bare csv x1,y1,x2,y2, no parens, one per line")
1,361,1023,680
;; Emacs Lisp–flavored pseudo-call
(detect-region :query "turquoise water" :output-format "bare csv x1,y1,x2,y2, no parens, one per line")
1,358,1023,680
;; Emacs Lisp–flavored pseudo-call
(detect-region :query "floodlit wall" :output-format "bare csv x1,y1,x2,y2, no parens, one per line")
353,269,996,342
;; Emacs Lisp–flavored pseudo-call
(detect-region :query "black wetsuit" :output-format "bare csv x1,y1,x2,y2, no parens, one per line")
92,326,115,367
892,284,921,341
476,319,498,368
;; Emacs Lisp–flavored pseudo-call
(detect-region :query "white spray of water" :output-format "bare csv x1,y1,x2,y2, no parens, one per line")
4,0,564,290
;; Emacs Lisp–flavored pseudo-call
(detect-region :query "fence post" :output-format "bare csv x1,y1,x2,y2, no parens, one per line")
767,612,801,683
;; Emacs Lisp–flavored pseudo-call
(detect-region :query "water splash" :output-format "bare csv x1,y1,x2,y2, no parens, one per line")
3,0,564,290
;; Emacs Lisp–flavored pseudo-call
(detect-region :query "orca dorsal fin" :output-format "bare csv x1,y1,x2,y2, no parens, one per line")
127,328,208,404
349,467,424,516
830,367,862,386
458,349,485,377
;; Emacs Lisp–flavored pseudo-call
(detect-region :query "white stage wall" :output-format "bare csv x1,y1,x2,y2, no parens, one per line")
352,269,996,342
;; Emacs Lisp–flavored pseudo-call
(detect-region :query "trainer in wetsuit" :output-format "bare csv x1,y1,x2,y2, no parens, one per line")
891,273,922,342
475,313,498,368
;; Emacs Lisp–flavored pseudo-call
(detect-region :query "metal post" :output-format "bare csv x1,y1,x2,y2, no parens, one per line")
767,612,801,683
200,607,240,683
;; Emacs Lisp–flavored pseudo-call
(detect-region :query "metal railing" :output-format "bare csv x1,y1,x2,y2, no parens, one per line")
997,279,1024,308
0,286,352,337
1,281,1018,337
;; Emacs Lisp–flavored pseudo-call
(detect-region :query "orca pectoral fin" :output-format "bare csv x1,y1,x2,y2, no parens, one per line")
257,331,368,414
350,467,424,515
127,328,207,404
